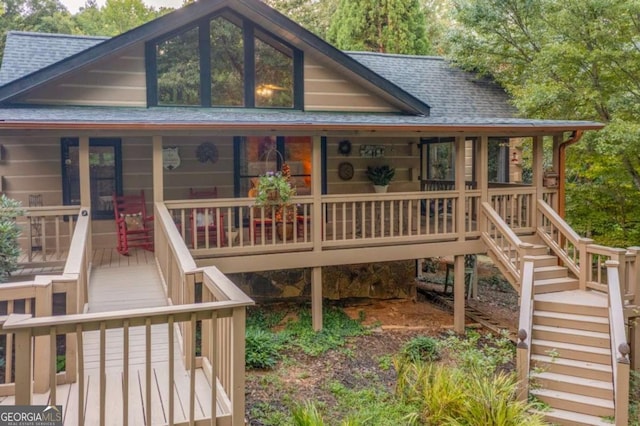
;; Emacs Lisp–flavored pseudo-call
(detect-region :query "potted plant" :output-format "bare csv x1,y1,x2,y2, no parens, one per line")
366,165,395,193
254,164,297,239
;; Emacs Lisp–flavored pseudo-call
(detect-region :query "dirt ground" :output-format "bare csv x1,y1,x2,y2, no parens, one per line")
245,258,520,424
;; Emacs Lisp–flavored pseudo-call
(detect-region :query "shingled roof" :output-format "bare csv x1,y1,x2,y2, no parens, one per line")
0,32,108,86
0,31,515,119
348,52,516,118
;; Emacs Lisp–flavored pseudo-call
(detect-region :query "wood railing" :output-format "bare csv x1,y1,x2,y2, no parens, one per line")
422,180,476,191
488,187,536,234
605,261,631,426
16,206,81,264
165,197,314,255
321,192,462,247
156,202,254,424
0,207,89,396
3,294,251,426
481,202,534,289
516,258,536,401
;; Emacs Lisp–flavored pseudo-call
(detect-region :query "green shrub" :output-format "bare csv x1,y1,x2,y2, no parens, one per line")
245,328,283,369
0,195,23,282
292,401,326,426
400,336,440,363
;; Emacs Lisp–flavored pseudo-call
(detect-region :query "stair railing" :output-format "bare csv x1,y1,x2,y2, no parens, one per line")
516,257,536,401
481,202,534,289
605,260,631,426
536,199,592,288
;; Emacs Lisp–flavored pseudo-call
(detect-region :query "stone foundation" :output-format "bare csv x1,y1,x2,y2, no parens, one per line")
228,260,416,301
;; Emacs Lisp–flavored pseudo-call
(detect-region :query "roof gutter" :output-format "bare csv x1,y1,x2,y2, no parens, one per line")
558,130,583,217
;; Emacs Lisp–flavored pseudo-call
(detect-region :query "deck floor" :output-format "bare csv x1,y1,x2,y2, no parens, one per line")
3,248,228,425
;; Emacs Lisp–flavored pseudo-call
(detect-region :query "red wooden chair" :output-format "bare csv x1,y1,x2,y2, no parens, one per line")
189,188,226,248
112,190,154,255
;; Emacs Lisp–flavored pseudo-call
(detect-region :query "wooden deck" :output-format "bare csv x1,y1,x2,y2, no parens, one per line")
2,248,231,425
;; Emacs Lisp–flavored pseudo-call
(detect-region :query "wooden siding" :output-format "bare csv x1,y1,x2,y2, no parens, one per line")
326,137,421,194
16,44,146,107
304,55,399,112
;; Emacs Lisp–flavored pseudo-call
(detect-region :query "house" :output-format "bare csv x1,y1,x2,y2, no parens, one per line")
0,0,636,424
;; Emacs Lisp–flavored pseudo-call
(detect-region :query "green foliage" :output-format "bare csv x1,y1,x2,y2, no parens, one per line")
291,401,326,426
630,370,640,426
254,171,297,207
365,165,395,186
282,306,367,356
399,336,440,363
327,0,431,54
264,0,339,39
0,195,23,282
448,0,640,247
245,328,284,369
438,329,515,373
395,358,545,425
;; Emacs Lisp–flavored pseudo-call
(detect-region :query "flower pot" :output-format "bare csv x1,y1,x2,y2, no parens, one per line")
276,222,295,241
373,185,388,193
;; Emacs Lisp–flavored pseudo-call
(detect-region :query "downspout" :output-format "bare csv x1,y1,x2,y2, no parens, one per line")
558,130,584,217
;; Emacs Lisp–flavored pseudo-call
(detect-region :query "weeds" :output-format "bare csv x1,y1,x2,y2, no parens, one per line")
399,336,440,363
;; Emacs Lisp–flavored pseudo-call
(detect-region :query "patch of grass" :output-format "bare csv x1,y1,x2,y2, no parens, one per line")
438,329,514,373
375,354,393,371
630,370,640,426
400,336,440,363
247,306,288,330
250,401,292,426
291,401,326,426
327,381,418,425
282,306,367,356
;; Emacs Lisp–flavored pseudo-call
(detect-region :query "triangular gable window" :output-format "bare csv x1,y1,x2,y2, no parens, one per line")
147,10,302,109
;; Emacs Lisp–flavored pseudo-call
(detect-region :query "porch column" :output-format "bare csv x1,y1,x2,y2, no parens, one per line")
79,136,91,208
455,136,466,240
551,135,562,211
532,136,544,229
453,254,465,334
476,136,489,231
152,136,164,202
311,136,323,331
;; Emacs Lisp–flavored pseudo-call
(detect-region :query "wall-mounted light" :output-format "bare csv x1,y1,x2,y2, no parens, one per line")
543,170,559,188
511,151,520,164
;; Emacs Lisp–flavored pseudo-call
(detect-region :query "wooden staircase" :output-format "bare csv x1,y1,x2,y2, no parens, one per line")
481,201,631,426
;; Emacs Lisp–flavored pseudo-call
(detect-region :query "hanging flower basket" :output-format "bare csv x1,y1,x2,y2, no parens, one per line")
253,149,297,224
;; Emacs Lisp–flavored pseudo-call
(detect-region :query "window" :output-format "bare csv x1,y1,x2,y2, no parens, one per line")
488,138,510,183
61,138,123,220
235,136,312,198
148,11,302,109
157,27,200,106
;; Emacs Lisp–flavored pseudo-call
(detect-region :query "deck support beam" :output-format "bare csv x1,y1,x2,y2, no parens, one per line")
311,267,322,331
453,254,465,334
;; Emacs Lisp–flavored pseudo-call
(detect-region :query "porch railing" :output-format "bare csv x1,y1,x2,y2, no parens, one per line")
156,202,254,424
488,187,536,234
0,207,89,395
15,206,81,264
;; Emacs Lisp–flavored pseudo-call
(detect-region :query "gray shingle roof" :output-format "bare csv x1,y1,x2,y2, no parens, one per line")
0,105,603,132
348,52,516,118
0,32,108,86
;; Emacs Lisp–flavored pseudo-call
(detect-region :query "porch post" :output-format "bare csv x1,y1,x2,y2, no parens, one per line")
453,254,465,334
79,136,91,208
477,136,489,231
532,136,544,230
311,135,323,331
551,135,562,211
455,136,466,240
152,136,164,202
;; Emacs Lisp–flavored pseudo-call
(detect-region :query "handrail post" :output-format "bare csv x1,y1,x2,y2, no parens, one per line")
11,315,34,405
33,283,52,393
231,306,246,426
516,329,529,401
578,240,589,291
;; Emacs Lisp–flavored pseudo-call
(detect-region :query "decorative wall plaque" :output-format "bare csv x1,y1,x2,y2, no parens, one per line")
359,145,385,158
162,147,181,170
196,142,219,164
338,162,354,180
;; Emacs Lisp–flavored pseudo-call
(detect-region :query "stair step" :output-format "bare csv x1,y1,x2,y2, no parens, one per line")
534,294,609,317
531,355,612,381
534,265,569,280
531,407,615,426
534,277,579,293
530,371,613,399
530,388,614,418
533,310,610,333
529,254,560,267
532,325,610,348
532,339,612,365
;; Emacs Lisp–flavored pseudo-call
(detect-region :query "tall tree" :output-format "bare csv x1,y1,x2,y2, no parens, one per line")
327,0,431,54
449,0,640,245
264,0,338,39
74,0,166,36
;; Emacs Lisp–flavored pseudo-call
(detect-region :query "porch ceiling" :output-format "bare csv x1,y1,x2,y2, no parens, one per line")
0,105,604,135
